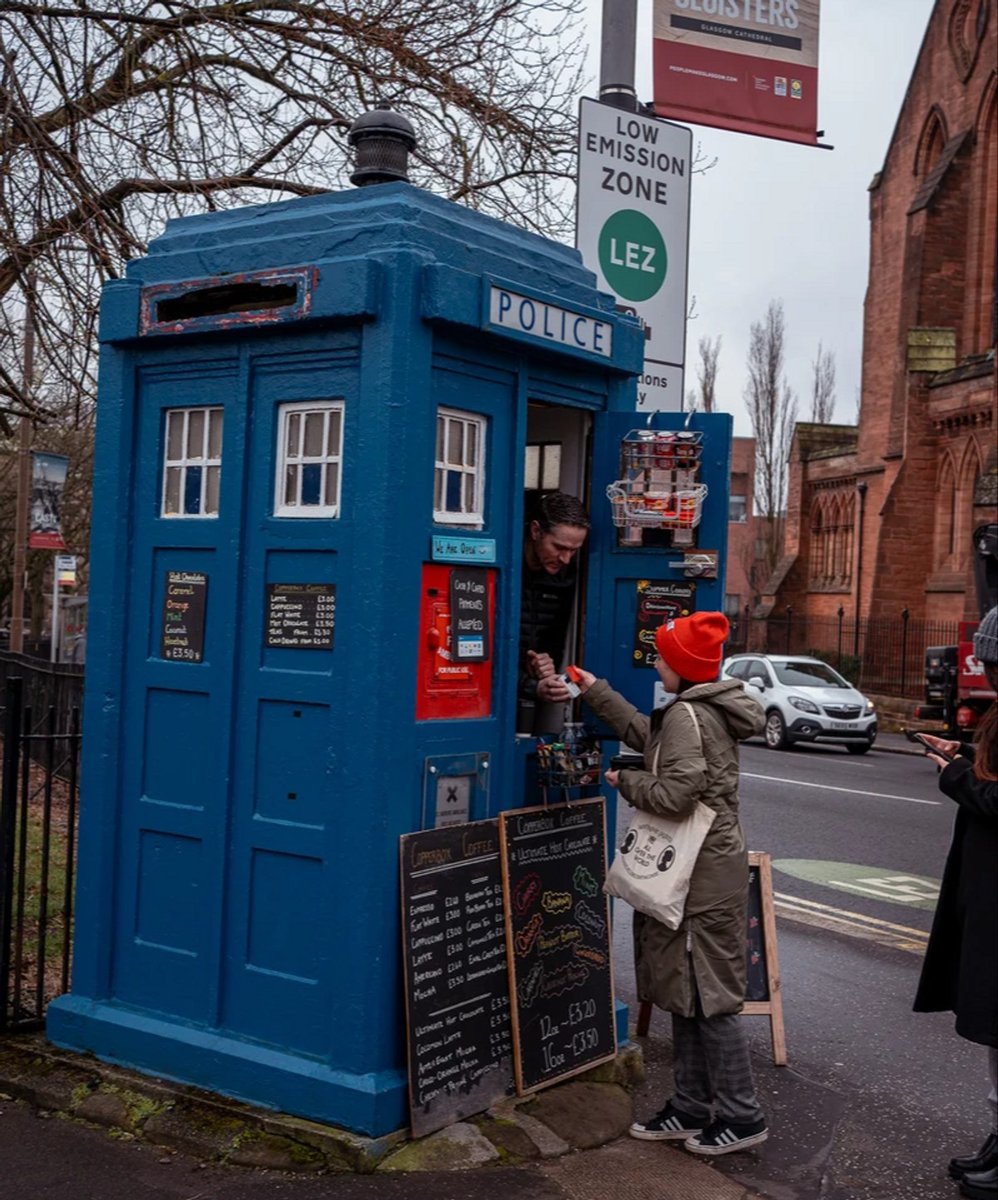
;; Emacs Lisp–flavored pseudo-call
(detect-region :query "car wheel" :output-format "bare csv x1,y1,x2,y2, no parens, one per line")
846,742,872,755
764,710,790,750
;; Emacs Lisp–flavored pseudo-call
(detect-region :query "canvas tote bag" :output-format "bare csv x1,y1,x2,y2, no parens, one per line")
604,701,715,930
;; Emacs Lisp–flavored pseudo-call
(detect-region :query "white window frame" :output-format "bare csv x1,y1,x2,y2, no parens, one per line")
273,399,345,518
433,407,486,528
161,406,223,518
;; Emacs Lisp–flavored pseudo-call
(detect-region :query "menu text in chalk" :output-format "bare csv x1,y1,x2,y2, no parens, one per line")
266,583,336,649
499,799,616,1093
400,820,514,1138
160,570,208,663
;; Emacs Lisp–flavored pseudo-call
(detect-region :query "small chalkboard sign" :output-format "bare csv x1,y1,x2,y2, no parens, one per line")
634,850,786,1066
160,570,208,663
745,854,770,1002
449,568,489,662
265,582,335,649
400,820,514,1138
741,851,786,1065
633,580,694,668
499,799,616,1093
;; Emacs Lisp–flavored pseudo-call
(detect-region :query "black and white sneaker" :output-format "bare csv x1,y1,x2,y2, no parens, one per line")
629,1101,705,1141
685,1116,769,1155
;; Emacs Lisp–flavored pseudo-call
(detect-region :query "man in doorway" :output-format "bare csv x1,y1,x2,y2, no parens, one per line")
518,491,590,734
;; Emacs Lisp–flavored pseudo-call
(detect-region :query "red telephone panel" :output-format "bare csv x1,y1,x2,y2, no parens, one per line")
416,564,495,720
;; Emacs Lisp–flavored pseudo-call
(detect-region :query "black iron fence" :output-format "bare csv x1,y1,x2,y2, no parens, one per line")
0,676,81,1032
727,607,962,700
0,650,84,743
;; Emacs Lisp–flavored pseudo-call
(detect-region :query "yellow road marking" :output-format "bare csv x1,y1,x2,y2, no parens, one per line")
774,890,929,954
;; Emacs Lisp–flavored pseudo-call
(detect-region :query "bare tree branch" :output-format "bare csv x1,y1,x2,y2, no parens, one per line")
809,341,837,423
1,0,585,423
744,300,797,574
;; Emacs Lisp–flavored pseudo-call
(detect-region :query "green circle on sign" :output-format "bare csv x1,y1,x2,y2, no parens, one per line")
598,209,667,302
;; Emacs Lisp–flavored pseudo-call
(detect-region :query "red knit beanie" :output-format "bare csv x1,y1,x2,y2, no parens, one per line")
654,612,730,683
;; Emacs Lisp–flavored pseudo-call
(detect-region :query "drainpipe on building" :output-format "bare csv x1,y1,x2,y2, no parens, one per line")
854,481,868,657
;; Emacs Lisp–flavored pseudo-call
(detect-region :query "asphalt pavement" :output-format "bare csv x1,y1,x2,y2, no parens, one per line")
0,728,977,1200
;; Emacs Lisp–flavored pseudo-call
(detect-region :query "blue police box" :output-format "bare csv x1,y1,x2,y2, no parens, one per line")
47,152,731,1135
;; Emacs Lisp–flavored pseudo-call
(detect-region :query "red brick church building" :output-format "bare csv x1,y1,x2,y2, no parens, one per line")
762,0,996,658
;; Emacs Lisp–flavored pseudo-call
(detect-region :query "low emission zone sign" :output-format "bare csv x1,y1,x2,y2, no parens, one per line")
576,98,692,411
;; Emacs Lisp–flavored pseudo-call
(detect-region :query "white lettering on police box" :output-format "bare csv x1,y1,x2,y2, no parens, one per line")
488,287,612,358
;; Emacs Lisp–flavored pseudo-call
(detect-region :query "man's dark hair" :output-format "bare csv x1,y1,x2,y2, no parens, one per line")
532,490,590,533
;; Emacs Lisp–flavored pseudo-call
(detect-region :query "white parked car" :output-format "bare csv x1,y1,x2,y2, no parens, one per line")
722,654,878,754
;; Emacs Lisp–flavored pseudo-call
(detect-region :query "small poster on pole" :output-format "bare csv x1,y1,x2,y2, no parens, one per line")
29,452,69,549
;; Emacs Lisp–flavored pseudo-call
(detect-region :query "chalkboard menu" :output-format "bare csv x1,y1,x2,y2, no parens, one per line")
265,582,335,649
400,820,514,1138
745,858,769,1002
160,570,208,663
499,799,616,1093
449,568,489,662
633,580,695,667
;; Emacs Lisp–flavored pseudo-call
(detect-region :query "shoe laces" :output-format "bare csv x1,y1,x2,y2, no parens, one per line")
699,1117,729,1142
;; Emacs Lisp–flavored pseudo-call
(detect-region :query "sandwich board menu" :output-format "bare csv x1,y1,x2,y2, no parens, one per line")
499,799,616,1092
400,820,514,1137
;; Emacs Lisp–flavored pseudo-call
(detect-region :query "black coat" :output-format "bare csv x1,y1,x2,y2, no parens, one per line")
914,753,998,1048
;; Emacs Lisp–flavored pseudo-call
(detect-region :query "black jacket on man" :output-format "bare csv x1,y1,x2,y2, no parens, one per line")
517,561,577,733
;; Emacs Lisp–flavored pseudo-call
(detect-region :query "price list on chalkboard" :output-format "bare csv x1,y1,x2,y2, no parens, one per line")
159,570,208,663
400,821,514,1138
499,799,616,1093
265,583,335,649
633,579,694,668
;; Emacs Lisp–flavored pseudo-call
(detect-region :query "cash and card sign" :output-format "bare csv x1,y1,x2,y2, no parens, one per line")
449,568,489,662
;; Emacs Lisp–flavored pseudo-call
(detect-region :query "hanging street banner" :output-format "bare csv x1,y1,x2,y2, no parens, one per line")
576,98,692,412
652,0,820,146
29,451,69,550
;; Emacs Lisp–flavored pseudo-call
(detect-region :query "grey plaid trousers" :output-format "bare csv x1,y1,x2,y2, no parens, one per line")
671,1009,764,1125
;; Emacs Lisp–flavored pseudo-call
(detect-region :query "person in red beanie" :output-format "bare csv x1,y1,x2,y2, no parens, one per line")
573,611,769,1156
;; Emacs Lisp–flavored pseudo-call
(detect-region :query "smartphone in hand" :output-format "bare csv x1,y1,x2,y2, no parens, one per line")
904,730,957,762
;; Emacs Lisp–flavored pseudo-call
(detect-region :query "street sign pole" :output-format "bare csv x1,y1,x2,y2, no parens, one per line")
599,0,637,112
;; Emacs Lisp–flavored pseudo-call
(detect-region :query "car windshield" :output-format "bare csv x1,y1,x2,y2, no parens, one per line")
773,660,850,689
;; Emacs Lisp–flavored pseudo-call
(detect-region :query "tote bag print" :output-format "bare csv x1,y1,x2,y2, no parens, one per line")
604,701,714,929
607,802,715,930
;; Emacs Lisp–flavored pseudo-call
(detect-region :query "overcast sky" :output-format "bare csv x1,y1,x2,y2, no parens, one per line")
579,0,936,434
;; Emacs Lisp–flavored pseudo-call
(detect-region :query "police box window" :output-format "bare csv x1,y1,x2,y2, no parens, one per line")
274,400,344,518
434,408,486,528
162,407,223,517
729,494,747,523
525,441,562,491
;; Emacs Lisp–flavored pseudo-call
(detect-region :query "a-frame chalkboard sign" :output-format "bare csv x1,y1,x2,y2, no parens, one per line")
498,799,617,1093
635,850,786,1066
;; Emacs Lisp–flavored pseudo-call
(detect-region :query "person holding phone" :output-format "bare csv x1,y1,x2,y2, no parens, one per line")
914,606,998,1200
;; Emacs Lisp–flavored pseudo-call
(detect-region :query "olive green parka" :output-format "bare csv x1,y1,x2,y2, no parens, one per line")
585,677,765,1018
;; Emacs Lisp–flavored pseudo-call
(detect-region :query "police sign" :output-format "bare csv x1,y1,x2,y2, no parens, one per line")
576,98,692,411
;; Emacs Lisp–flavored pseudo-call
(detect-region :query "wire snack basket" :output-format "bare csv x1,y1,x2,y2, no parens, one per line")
606,482,708,529
606,428,708,543
535,724,603,797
